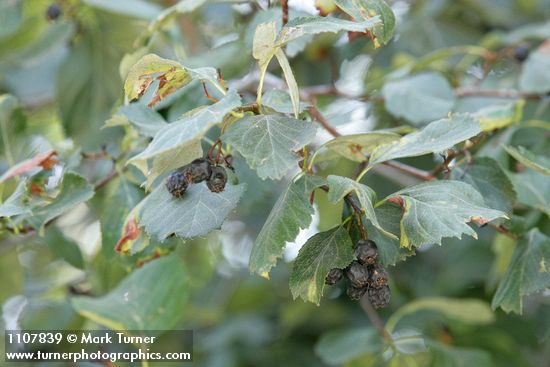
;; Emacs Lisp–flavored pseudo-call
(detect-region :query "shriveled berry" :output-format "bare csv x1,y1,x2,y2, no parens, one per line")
355,239,378,265
346,286,367,300
166,171,188,198
514,45,529,62
207,165,228,193
345,260,369,288
183,158,212,183
46,4,62,20
367,285,391,309
368,263,389,287
325,268,343,285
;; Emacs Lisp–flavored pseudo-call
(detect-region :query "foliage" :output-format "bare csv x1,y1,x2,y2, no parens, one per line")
1,0,550,366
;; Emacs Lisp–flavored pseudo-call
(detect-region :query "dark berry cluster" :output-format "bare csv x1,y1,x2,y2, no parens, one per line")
325,239,391,308
166,158,228,198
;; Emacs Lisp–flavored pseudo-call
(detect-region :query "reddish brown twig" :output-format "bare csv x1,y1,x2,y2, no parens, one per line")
281,0,289,25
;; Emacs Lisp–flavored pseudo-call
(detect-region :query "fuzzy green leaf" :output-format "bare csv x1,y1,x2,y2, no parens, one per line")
450,157,516,215
279,16,381,45
290,226,354,305
503,145,550,176
385,180,506,248
249,176,323,277
510,170,550,217
107,103,167,137
369,113,481,166
334,0,395,44
139,181,245,241
519,49,550,93
319,132,400,162
26,173,95,231
327,175,395,238
223,114,317,180
362,204,414,266
382,72,456,126
315,328,382,366
492,229,550,314
72,255,187,330
0,180,31,217
474,100,525,132
124,53,191,101
274,49,300,118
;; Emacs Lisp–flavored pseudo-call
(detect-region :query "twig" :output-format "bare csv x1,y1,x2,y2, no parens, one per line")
359,297,392,341
382,160,435,181
308,100,341,137
281,0,288,25
345,195,367,239
93,169,124,190
455,87,547,100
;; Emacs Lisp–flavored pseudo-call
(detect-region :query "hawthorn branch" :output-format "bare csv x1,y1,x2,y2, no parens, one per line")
360,297,392,341
308,101,341,137
454,87,548,100
281,0,288,25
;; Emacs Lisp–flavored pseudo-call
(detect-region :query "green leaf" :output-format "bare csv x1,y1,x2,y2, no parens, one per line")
0,0,23,39
57,34,122,148
474,100,525,132
45,226,85,270
362,204,414,266
262,89,309,114
72,255,187,330
222,114,317,180
510,170,550,217
289,226,354,305
139,181,245,241
334,0,396,44
252,22,277,67
279,16,381,45
274,49,300,118
369,113,481,166
107,103,167,138
450,157,516,215
249,176,322,276
124,53,192,102
428,341,494,367
385,180,506,248
492,229,550,314
327,175,395,238
386,298,494,333
0,180,31,217
519,49,550,93
318,131,400,163
503,145,550,176
382,72,456,126
128,89,241,188
26,173,95,231
315,328,382,366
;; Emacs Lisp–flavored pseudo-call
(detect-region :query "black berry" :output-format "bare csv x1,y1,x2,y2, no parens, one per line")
207,165,228,193
325,268,343,285
166,171,188,198
46,4,62,20
513,45,529,62
183,158,212,183
345,260,369,289
346,286,367,300
355,239,378,265
368,263,389,287
367,285,391,309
